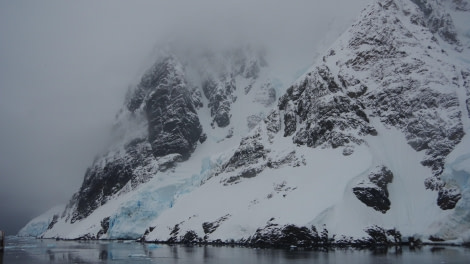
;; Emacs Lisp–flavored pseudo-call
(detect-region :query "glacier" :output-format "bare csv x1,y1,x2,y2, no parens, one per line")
18,205,64,238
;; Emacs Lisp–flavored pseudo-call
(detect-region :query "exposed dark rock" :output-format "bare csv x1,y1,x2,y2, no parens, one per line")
246,223,324,248
70,138,156,223
437,187,462,209
101,217,110,233
202,76,235,128
191,88,204,109
202,214,231,239
369,166,394,193
424,176,445,191
126,57,177,112
244,83,253,94
353,186,392,213
267,151,305,169
126,56,203,160
242,223,404,248
226,127,234,139
283,102,297,137
141,226,155,239
342,145,355,156
76,233,96,240
338,70,368,98
353,166,393,213
278,65,376,149
72,161,134,223
429,235,445,242
145,72,202,159
408,236,423,249
291,94,376,148
335,226,403,248
224,167,265,185
47,215,59,230
365,226,388,245
224,128,267,171
199,133,207,143
220,122,306,185
270,181,297,198
97,217,110,238
167,224,181,243
363,225,402,246
180,230,201,244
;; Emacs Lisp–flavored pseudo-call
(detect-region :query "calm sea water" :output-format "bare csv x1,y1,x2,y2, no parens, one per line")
2,236,470,264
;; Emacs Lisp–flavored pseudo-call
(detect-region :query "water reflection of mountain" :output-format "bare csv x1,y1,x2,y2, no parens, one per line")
3,237,470,263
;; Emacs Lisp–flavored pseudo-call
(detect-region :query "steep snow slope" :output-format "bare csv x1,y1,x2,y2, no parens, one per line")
22,0,470,245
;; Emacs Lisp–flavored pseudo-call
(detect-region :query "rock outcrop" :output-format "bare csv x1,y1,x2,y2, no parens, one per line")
353,166,394,213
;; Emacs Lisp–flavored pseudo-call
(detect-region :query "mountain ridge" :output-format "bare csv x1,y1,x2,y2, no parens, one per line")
20,0,470,246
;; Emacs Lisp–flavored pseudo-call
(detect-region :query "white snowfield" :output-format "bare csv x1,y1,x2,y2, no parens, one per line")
20,0,470,244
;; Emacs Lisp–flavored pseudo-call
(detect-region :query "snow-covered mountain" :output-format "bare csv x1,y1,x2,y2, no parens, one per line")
21,0,470,246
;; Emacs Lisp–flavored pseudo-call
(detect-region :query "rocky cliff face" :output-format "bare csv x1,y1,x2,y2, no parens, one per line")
278,64,377,148
220,0,468,211
69,56,203,223
138,57,203,159
335,0,466,209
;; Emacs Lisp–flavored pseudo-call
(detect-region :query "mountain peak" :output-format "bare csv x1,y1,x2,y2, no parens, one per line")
21,0,470,245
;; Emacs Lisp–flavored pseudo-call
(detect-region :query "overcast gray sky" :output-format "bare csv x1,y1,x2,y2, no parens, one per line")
0,0,370,235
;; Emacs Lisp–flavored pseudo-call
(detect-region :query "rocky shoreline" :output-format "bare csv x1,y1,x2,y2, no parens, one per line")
48,224,469,250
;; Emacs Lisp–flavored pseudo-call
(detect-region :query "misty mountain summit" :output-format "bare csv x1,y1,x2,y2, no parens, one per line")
20,0,470,247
